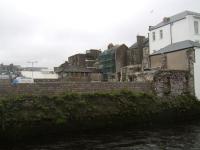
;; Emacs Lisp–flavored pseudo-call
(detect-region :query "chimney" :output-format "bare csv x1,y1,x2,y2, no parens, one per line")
163,17,170,22
137,35,145,47
108,43,114,49
149,26,153,31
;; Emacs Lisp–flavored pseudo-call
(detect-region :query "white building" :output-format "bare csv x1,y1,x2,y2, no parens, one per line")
149,10,200,99
21,69,58,80
194,47,200,99
149,11,200,54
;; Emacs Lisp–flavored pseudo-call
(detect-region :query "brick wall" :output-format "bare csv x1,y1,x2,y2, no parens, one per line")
0,70,190,97
0,82,152,96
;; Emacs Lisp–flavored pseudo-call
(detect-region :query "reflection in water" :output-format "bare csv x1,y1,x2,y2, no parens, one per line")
4,122,200,150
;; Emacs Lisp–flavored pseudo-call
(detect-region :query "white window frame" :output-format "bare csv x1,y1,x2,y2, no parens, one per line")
194,21,199,34
160,30,163,39
152,32,156,41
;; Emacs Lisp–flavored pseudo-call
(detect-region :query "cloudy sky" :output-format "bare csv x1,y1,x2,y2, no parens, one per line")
0,0,200,68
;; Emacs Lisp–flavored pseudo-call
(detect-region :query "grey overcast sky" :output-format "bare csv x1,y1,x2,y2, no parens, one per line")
0,0,200,68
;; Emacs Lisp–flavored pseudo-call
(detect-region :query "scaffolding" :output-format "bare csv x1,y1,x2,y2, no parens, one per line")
99,49,116,74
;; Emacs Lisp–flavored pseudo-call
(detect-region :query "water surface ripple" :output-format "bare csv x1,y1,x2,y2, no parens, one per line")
4,122,200,150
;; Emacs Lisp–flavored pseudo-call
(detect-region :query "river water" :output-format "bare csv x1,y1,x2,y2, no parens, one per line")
4,121,200,150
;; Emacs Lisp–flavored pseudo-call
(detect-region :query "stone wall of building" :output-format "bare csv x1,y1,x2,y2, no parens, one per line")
121,70,190,97
142,47,150,70
187,48,195,95
85,49,101,69
115,44,128,81
153,70,189,97
68,54,86,67
120,65,142,82
127,36,149,66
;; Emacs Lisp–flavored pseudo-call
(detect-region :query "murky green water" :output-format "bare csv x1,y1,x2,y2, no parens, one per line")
3,122,200,150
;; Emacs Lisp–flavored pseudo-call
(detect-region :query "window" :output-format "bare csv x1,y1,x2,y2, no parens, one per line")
152,32,156,41
194,21,199,34
160,30,163,39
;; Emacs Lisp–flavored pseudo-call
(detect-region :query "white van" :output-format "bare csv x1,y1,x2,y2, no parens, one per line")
12,77,34,84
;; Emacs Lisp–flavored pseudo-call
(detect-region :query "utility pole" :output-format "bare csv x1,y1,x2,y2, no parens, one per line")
27,61,38,79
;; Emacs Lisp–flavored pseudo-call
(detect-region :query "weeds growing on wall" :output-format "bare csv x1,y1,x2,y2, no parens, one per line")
0,91,199,141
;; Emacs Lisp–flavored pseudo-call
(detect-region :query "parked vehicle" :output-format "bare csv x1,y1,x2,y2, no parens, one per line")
12,77,34,84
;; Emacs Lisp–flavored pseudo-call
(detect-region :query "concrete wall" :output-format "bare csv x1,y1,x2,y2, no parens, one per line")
166,50,188,70
150,54,162,69
150,49,189,70
194,47,200,99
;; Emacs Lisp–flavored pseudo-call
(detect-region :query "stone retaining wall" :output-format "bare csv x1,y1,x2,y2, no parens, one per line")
0,82,152,96
0,70,190,97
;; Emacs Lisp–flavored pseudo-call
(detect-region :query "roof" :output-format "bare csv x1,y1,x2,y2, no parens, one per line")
151,40,200,55
129,38,149,49
149,11,200,31
68,53,86,59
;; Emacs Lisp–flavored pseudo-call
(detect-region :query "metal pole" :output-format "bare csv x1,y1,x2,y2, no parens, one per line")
27,61,37,79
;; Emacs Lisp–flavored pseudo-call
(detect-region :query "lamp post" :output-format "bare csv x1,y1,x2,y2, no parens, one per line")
27,61,38,79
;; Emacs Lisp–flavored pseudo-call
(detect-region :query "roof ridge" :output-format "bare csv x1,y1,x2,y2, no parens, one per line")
150,10,200,31
168,10,200,20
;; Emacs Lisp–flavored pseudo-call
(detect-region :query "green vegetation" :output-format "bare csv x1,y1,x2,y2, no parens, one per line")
0,91,200,141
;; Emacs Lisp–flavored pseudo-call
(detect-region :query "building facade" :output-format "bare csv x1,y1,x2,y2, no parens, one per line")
127,36,149,66
121,36,149,82
68,54,86,67
99,44,128,81
148,10,200,99
0,64,21,81
85,49,101,69
149,11,200,54
55,49,102,82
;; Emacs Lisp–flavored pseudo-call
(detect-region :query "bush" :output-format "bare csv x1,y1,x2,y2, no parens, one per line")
0,91,199,141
